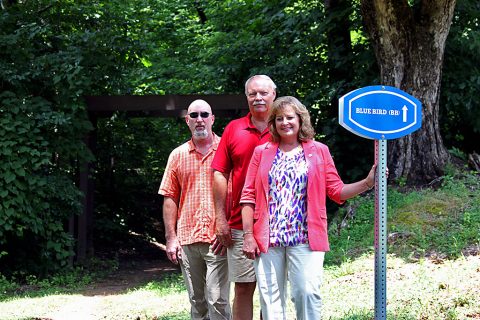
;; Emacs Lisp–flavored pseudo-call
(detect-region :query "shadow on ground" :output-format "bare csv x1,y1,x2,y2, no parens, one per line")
84,232,180,296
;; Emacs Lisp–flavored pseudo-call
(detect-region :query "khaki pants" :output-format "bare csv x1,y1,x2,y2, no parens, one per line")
180,242,231,320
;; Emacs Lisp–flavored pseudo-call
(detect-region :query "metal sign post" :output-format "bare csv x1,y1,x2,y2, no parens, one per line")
374,139,388,319
339,85,422,319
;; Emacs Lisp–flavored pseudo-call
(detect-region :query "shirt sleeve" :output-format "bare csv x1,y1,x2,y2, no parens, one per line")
240,146,261,204
158,149,181,204
321,144,345,204
211,123,232,174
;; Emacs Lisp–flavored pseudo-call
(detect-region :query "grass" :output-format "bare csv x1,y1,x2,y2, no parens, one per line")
328,168,480,265
1,255,478,319
323,254,480,319
1,168,479,319
0,257,118,301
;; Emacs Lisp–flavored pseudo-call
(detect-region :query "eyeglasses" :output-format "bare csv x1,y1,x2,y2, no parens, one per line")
188,112,210,119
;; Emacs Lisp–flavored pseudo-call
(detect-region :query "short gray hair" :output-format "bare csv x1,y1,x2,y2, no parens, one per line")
244,75,277,95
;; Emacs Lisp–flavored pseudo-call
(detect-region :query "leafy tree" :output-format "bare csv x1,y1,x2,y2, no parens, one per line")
0,0,143,274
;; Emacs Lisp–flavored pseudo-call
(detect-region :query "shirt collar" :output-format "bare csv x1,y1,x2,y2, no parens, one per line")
244,112,255,129
244,112,269,135
187,133,220,152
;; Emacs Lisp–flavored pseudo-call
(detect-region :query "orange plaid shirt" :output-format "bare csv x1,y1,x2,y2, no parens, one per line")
159,134,220,246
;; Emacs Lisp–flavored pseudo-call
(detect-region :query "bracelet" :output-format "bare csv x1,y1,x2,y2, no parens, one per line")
243,231,253,236
365,180,374,190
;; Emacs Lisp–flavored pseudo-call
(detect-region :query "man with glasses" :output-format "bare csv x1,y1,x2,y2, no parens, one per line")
160,99,231,320
212,75,277,320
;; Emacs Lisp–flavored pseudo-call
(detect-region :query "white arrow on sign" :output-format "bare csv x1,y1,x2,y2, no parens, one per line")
402,105,408,122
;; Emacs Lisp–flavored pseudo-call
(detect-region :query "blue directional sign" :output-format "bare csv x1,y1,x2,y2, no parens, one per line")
339,85,422,140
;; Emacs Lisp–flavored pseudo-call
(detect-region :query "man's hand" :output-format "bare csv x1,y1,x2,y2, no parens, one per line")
211,238,227,255
215,219,234,248
165,237,181,264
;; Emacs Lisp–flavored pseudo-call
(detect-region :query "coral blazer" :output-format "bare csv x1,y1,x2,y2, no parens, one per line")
240,140,345,253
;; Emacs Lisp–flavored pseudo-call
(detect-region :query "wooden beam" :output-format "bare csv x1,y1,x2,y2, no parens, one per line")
85,94,249,117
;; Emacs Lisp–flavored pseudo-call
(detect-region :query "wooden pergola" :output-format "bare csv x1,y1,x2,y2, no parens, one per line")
76,94,249,261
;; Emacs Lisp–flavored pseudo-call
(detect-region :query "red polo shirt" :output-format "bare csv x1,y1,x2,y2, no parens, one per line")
212,113,271,230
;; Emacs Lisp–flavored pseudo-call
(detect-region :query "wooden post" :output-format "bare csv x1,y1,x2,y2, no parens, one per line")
77,113,97,262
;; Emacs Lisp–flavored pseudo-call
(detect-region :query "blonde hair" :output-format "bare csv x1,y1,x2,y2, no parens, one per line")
268,96,315,142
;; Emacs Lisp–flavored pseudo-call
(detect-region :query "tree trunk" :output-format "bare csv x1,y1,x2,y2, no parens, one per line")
360,0,456,185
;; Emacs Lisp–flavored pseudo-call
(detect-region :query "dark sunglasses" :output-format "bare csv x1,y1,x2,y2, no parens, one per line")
188,111,210,118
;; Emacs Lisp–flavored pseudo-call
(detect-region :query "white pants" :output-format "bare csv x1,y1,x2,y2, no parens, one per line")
254,244,325,320
180,243,231,320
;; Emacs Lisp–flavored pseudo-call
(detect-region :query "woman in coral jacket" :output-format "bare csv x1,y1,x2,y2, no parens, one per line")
240,96,376,320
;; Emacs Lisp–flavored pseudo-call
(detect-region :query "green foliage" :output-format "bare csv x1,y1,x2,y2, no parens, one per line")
0,88,87,275
327,194,376,265
0,274,17,299
441,0,480,153
0,0,143,274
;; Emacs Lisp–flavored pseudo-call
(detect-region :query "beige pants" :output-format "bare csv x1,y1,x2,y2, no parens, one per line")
180,242,231,320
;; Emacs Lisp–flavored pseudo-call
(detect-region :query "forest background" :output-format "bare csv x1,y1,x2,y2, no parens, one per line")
0,0,479,277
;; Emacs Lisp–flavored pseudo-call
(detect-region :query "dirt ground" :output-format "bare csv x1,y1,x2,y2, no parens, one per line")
82,235,180,296
81,258,179,297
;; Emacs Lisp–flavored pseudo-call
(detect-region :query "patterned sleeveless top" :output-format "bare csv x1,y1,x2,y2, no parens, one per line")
268,146,309,247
